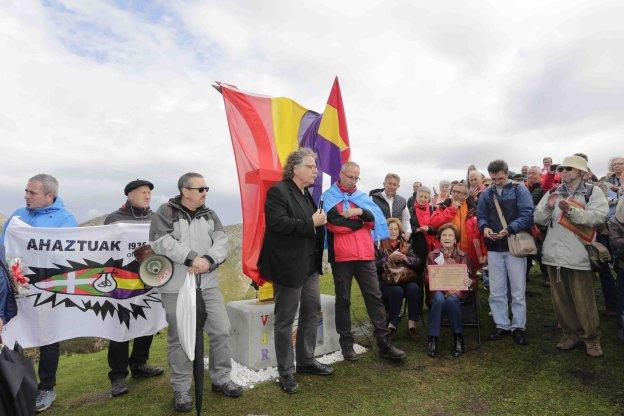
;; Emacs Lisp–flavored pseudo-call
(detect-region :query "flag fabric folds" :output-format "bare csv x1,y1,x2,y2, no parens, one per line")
2,218,167,347
218,77,350,286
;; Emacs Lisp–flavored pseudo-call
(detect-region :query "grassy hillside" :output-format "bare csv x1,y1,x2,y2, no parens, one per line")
4,215,624,414
32,270,624,415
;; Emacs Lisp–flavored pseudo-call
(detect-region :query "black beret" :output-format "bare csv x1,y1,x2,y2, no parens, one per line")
124,179,154,195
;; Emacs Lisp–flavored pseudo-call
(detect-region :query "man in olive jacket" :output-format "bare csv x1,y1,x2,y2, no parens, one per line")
150,172,242,412
258,148,330,395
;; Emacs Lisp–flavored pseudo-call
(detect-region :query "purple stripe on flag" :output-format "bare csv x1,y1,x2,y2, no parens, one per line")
112,288,149,299
300,128,343,202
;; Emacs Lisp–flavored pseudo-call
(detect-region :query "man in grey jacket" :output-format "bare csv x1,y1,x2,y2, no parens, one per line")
150,172,243,412
534,155,608,357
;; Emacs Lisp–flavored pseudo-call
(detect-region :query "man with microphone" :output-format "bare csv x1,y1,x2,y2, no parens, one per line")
258,148,330,394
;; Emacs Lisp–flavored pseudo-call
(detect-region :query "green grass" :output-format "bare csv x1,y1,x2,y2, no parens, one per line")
43,269,624,416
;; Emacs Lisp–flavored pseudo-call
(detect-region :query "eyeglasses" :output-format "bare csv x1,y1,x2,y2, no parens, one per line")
557,166,574,172
340,171,360,181
186,186,210,193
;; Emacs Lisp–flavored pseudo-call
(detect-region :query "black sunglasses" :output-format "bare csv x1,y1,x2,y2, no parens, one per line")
556,166,574,172
186,186,210,193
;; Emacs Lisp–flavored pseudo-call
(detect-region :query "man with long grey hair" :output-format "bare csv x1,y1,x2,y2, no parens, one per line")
258,147,330,394
2,173,77,413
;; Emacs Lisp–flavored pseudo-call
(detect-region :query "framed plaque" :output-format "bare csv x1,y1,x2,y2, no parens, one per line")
427,264,468,291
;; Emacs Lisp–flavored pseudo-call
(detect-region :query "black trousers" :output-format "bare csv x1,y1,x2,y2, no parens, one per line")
38,343,60,390
331,260,389,349
107,335,153,381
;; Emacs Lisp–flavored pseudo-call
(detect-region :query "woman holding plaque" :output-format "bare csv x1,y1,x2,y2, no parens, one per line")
375,218,421,341
424,224,475,357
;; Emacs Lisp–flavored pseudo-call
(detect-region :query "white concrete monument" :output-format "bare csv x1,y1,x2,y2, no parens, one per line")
227,294,340,370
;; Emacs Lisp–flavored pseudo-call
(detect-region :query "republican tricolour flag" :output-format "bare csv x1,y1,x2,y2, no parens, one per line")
216,78,350,286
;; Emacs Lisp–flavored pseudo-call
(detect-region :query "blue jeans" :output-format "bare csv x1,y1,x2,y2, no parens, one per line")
380,281,422,327
488,251,527,331
427,292,462,337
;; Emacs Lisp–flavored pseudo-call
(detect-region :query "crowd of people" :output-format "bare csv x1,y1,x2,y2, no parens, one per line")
0,151,622,412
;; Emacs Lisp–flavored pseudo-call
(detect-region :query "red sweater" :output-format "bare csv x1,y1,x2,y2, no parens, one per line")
326,199,375,262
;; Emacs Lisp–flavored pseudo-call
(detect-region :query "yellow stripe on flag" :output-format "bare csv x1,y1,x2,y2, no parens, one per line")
271,97,308,166
116,278,144,290
318,104,348,150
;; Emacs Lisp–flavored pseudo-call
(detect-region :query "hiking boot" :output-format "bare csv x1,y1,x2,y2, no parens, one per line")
278,375,299,394
427,336,438,358
378,337,406,361
211,380,244,398
556,335,581,351
110,378,129,398
341,347,359,362
488,328,511,341
131,363,164,378
584,340,604,358
296,360,334,376
35,389,56,413
452,333,465,357
173,390,193,412
512,329,528,346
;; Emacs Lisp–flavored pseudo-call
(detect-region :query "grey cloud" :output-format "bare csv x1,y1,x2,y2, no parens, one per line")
504,40,624,130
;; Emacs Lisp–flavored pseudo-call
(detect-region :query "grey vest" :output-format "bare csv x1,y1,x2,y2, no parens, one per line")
371,192,406,219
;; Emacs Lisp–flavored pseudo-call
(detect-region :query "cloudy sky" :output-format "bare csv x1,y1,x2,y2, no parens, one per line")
1,0,623,224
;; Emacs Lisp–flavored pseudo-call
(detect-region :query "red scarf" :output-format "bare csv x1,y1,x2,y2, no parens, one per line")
415,202,436,250
414,202,431,228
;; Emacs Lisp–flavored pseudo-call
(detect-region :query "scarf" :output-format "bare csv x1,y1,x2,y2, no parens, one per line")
322,182,389,241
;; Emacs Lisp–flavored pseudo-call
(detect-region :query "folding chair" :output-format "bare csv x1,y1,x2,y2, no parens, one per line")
436,286,482,344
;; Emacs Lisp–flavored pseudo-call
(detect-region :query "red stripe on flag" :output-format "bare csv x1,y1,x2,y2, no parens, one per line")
326,77,350,162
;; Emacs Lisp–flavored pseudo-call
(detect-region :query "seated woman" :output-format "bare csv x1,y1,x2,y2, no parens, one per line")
375,218,421,341
424,224,475,358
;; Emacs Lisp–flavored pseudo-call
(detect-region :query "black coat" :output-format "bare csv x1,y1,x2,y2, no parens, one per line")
258,179,325,288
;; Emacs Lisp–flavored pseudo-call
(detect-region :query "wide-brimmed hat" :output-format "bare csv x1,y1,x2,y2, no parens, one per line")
559,155,589,173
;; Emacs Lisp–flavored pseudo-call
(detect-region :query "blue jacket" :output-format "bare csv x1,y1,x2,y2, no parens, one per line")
1,196,77,243
477,182,535,252
0,243,17,325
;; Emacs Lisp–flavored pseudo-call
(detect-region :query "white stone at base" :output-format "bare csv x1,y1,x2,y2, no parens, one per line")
204,344,367,388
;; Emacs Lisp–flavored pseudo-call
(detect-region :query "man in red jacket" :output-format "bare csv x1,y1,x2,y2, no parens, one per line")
324,161,406,362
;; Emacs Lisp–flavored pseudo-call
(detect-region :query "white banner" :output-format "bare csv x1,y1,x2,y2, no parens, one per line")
2,217,167,348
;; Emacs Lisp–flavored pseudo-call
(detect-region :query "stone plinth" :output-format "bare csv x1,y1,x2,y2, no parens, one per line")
227,294,340,370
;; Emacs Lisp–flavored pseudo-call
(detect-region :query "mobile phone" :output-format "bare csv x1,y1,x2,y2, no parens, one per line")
489,232,500,237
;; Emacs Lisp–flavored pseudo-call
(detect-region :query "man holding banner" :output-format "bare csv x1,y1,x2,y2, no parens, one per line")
1,174,77,413
105,179,163,398
150,172,243,413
